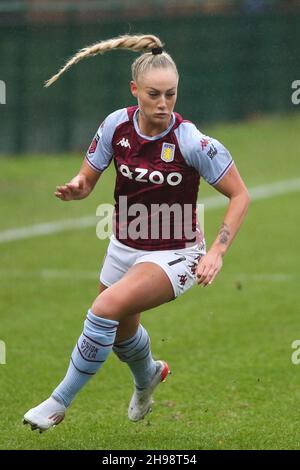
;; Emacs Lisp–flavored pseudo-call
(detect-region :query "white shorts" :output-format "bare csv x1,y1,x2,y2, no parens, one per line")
99,235,206,298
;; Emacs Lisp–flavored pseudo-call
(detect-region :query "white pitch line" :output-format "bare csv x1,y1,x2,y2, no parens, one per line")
0,177,300,244
202,176,300,209
0,216,97,243
0,268,98,281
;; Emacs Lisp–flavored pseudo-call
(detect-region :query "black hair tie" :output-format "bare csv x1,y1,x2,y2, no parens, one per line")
152,47,163,55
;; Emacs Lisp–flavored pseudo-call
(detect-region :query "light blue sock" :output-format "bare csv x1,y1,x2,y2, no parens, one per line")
113,324,157,390
52,309,119,407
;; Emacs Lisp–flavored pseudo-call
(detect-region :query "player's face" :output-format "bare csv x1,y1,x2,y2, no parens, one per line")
131,67,178,131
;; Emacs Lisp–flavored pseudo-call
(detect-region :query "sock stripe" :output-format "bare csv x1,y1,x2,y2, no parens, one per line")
82,332,114,348
86,316,117,331
70,357,96,376
114,335,137,349
76,343,106,363
124,338,150,361
114,329,143,355
116,338,150,361
52,313,118,408
130,349,152,364
112,324,157,390
114,326,145,348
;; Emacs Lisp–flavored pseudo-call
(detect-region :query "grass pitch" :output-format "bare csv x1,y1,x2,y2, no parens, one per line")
0,113,300,449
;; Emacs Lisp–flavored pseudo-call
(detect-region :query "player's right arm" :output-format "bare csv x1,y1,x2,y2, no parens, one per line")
54,159,101,201
54,108,127,202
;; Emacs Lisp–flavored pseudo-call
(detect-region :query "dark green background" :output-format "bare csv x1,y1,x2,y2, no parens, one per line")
1,12,299,153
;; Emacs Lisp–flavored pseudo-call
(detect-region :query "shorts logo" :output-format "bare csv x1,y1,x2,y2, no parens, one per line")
188,261,198,275
161,143,175,163
178,274,187,286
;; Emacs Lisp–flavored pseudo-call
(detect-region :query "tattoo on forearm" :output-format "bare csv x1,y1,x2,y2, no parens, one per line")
219,223,230,244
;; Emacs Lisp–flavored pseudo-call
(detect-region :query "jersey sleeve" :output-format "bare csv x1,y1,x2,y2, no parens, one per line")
175,122,234,185
85,108,128,172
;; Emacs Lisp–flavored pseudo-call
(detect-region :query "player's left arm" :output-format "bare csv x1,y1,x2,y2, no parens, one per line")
197,163,250,287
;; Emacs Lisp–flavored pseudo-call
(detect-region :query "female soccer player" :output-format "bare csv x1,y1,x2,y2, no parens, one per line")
23,34,250,432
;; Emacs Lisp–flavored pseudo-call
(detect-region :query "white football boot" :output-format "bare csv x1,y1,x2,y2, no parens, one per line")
23,396,66,433
128,360,170,422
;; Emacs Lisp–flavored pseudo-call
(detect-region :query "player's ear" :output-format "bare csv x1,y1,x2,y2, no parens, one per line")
130,81,138,98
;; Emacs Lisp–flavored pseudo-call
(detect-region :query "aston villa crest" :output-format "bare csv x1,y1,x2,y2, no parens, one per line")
161,142,175,163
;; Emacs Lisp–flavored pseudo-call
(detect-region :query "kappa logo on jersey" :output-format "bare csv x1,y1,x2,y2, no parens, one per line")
117,137,131,149
161,143,175,163
88,134,99,154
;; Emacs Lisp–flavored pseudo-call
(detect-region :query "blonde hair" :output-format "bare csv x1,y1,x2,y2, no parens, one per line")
44,34,178,88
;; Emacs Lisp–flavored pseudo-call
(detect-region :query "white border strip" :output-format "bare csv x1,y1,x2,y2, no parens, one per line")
0,178,299,244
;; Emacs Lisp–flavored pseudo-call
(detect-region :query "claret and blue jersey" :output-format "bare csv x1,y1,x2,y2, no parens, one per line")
86,105,233,250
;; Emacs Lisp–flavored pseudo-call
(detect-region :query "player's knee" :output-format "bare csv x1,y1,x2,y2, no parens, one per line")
91,290,126,321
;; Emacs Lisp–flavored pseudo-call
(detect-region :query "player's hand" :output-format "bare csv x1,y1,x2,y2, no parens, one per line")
54,179,87,201
196,247,223,287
